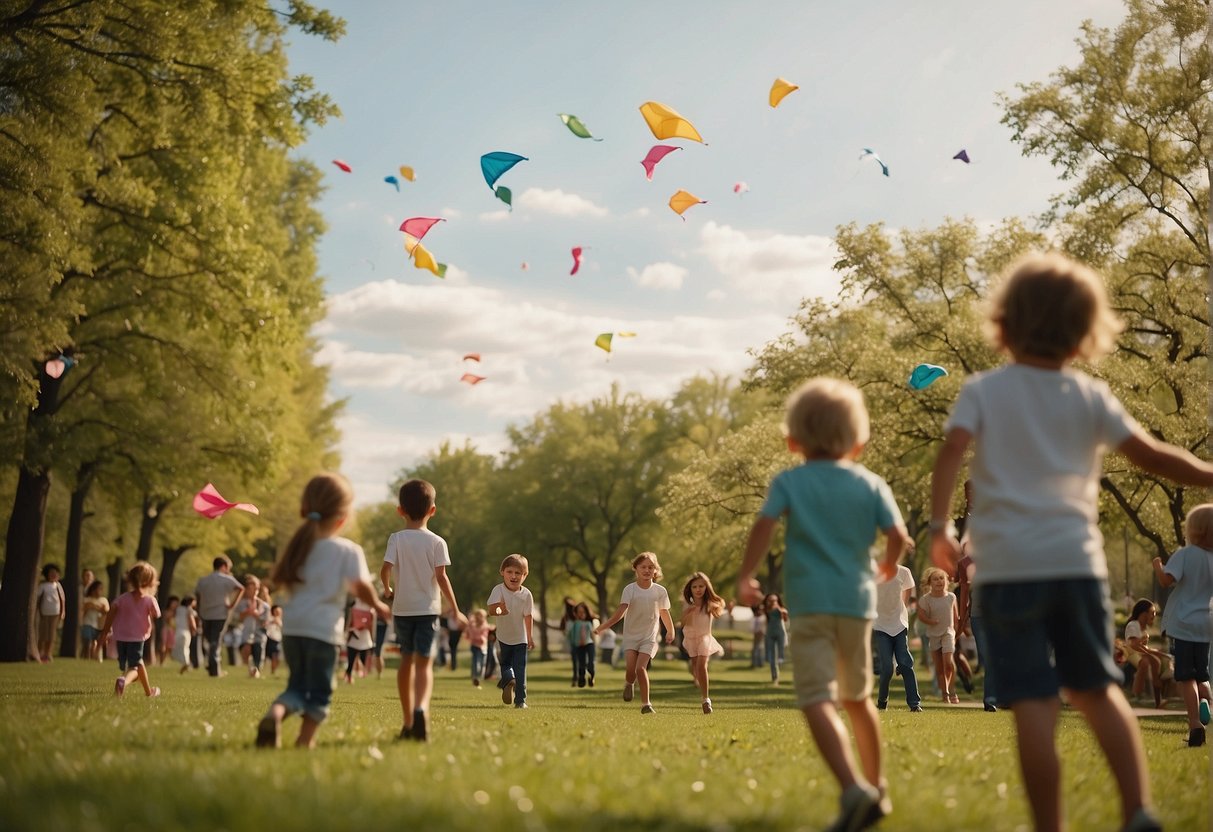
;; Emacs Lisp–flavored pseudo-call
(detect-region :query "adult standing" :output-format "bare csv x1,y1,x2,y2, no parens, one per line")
194,556,242,676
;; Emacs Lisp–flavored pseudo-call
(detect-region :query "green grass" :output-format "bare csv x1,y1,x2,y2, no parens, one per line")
0,657,1205,831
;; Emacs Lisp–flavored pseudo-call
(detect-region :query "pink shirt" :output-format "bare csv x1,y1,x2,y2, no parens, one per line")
466,622,489,649
110,592,161,642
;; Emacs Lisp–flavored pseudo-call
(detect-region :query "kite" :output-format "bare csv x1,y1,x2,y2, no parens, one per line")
595,333,614,353
639,101,704,143
570,247,584,275
669,189,706,219
399,166,415,182
908,364,948,390
953,149,971,164
520,261,529,271
733,182,749,194
481,152,528,190
332,159,352,173
558,113,603,141
640,145,681,180
859,148,889,177
399,217,445,240
193,483,260,519
769,78,799,108
409,240,446,278
460,373,486,385
494,186,512,208
44,354,76,379
462,353,481,362
384,176,400,191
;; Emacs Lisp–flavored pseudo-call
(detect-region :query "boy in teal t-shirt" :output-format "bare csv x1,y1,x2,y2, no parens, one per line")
738,377,908,832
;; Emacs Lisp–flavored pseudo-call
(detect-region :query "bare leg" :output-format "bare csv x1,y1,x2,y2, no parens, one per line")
1176,679,1199,728
840,698,882,787
637,653,651,703
296,716,320,749
1067,684,1151,826
942,652,956,698
802,701,867,791
397,653,415,729
932,650,947,698
624,650,640,685
1011,697,1063,832
692,656,709,699
412,654,435,712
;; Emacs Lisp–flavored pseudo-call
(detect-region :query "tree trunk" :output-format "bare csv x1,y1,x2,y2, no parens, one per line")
59,462,96,658
155,544,194,654
135,495,169,562
596,575,610,631
536,557,550,661
0,466,51,661
106,558,123,602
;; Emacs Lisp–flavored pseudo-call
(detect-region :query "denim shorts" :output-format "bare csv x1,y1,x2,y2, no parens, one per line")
979,578,1120,705
274,636,339,723
81,625,99,642
117,640,146,672
1170,637,1210,683
394,615,439,658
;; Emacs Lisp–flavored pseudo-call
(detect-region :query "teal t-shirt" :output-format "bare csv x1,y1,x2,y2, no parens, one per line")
760,460,902,619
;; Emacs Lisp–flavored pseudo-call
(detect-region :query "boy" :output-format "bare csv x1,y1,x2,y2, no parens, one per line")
487,554,534,708
738,377,908,832
380,479,465,741
35,563,66,663
930,253,1213,832
1153,503,1213,747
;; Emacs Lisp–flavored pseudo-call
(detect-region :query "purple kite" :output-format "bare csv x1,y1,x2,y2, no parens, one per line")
640,145,681,181
953,149,971,164
193,483,260,519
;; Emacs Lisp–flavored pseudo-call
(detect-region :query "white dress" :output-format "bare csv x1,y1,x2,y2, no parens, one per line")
171,606,193,664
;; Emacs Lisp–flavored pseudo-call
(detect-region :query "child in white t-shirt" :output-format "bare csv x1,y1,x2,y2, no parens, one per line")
595,552,675,714
487,554,534,708
916,568,958,703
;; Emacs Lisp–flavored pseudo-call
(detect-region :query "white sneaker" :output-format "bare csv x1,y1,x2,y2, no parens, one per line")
825,783,882,832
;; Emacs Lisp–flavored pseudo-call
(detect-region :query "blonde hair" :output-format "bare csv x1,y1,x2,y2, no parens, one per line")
682,571,724,617
1184,504,1213,549
471,608,487,624
126,561,157,589
500,554,529,574
631,551,663,581
271,473,354,589
921,566,950,588
986,252,1122,362
784,377,870,458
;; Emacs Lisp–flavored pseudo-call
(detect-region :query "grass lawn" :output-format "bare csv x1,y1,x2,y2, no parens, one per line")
0,656,1205,831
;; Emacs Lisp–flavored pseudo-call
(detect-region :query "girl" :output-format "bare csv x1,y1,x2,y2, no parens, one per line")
80,580,109,662
235,575,269,678
159,596,179,666
917,567,959,703
344,598,375,683
255,473,389,750
566,602,596,688
265,604,283,675
681,572,724,713
465,608,491,687
99,561,161,698
595,552,675,714
763,593,789,685
1125,599,1168,708
35,563,65,663
171,596,198,674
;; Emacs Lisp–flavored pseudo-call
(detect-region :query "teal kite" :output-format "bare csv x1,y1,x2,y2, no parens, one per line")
908,363,948,389
495,186,512,208
558,113,603,141
480,152,528,189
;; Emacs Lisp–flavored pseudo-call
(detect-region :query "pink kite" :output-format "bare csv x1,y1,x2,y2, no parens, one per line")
640,145,681,181
570,247,584,275
332,159,352,173
520,261,529,271
398,217,445,240
193,483,260,519
733,182,749,194
460,373,486,385
463,353,481,362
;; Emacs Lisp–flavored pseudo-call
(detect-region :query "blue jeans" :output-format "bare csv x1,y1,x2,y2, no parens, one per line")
202,619,225,676
470,645,486,681
765,630,785,681
874,628,921,708
274,636,339,723
573,643,595,685
497,641,528,705
971,613,997,706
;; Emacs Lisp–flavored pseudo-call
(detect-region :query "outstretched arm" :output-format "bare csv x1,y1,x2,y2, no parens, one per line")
595,603,628,634
1119,431,1213,486
737,515,778,607
1151,557,1176,588
930,428,970,570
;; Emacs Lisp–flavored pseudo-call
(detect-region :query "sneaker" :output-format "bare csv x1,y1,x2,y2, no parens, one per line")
984,702,998,713
577,679,586,688
948,694,960,704
514,702,528,709
623,682,634,702
876,701,887,710
255,715,280,749
411,709,428,742
909,705,924,712
1189,726,1206,747
588,678,594,687
1120,807,1163,832
114,677,125,697
473,679,481,687
502,679,515,705
826,783,882,832
702,699,712,714
640,704,655,714
876,781,893,818
147,687,161,698
1200,699,1211,726
396,726,412,742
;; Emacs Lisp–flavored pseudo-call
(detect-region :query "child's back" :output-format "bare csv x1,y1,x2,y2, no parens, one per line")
384,528,449,614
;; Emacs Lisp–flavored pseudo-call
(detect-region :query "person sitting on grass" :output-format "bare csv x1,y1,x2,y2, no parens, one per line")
99,561,162,699
1124,599,1168,709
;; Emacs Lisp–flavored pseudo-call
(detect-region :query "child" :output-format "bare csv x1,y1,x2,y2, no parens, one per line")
159,596,179,666
487,554,535,708
1153,503,1213,747
916,567,959,703
344,598,375,683
566,602,596,689
598,624,616,669
1124,599,1168,708
465,608,491,687
171,596,197,674
737,377,908,831
255,473,389,750
681,572,724,713
929,252,1213,832
379,478,466,741
35,563,66,663
873,562,922,712
265,605,283,675
80,580,109,662
234,575,269,678
763,592,789,684
99,562,162,698
596,552,676,714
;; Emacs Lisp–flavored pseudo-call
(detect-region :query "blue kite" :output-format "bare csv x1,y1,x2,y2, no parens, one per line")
908,363,948,389
480,152,528,207
384,175,400,191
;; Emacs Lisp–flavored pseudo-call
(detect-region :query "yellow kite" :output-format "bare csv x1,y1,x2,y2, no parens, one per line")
668,189,706,219
769,78,799,108
399,165,415,182
404,234,445,278
639,101,704,143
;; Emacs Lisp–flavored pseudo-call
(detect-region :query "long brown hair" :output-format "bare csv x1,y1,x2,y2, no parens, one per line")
682,571,724,617
270,473,353,589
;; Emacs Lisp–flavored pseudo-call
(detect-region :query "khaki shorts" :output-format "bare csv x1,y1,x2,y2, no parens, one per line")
789,615,873,707
37,614,58,644
928,632,956,654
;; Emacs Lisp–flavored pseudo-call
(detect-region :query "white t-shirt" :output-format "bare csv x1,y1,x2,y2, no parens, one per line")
383,528,451,616
1124,619,1145,643
946,365,1138,584
486,583,533,646
873,565,915,636
620,582,670,644
917,591,956,638
1160,545,1213,642
37,582,63,616
279,536,371,645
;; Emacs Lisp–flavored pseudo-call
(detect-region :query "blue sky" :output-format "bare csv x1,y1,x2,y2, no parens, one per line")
284,0,1125,504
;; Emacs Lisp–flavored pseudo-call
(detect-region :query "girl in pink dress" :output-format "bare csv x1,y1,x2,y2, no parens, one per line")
681,571,725,714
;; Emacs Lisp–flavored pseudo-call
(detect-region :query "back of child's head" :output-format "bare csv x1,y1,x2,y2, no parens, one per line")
167,594,179,607
500,553,528,574
784,377,870,458
213,555,231,571
182,595,195,608
126,561,156,589
1129,598,1155,622
1184,503,1213,549
987,252,1122,362
271,472,354,589
41,563,60,580
682,571,724,616
631,551,663,581
398,478,436,520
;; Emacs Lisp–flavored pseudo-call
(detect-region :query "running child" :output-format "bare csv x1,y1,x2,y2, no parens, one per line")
99,561,162,698
681,571,724,713
487,554,534,707
566,602,596,689
465,608,491,687
596,552,676,714
171,596,197,674
917,567,959,703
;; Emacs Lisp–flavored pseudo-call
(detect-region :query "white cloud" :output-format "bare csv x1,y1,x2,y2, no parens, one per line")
698,221,842,304
627,262,687,291
440,207,462,219
515,187,608,218
706,289,727,301
478,209,511,222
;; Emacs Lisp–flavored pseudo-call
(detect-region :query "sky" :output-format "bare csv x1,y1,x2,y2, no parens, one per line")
283,0,1126,505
